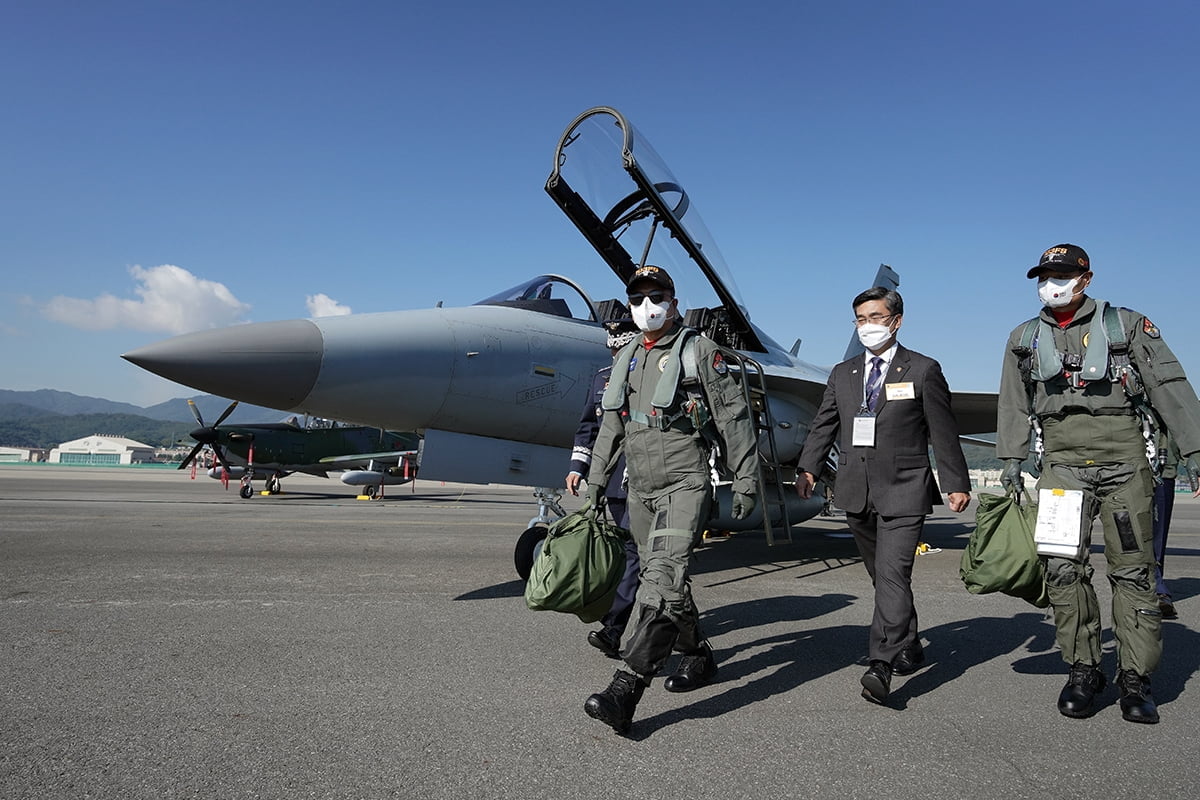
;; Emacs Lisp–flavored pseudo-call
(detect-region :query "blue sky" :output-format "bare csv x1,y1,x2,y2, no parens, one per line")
3,1,1198,407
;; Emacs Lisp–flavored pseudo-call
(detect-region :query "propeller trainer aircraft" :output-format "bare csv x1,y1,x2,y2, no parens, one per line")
179,399,419,499
125,106,997,569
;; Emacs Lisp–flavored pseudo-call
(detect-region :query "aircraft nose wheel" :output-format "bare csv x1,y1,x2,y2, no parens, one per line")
239,483,253,499
514,524,549,581
266,475,281,494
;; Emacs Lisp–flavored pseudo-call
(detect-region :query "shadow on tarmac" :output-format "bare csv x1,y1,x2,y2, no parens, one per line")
630,603,1200,738
455,580,527,601
631,609,1059,737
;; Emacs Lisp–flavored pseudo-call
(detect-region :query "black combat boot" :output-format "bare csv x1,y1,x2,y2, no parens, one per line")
584,670,646,734
664,643,718,693
1057,662,1105,718
586,627,622,659
1116,669,1159,724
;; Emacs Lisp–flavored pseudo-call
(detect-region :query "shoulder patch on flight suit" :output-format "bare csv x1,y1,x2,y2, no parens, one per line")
712,352,727,374
1082,332,1089,348
1143,318,1160,338
658,354,670,373
628,356,638,372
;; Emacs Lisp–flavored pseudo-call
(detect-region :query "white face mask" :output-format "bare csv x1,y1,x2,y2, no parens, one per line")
631,299,671,332
1038,277,1079,308
856,322,893,351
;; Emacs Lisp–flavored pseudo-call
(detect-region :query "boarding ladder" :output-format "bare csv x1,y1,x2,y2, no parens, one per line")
718,346,793,546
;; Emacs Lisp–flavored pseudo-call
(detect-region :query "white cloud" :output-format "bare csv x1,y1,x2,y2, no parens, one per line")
41,265,251,334
306,293,352,317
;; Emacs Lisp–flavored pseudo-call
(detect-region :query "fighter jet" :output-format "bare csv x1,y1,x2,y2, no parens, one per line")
180,399,419,499
124,106,997,566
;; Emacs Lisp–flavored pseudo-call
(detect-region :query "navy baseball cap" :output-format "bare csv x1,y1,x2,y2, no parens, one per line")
627,265,675,292
1027,244,1091,279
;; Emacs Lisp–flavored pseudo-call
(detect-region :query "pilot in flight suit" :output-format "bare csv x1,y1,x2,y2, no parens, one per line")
997,243,1200,724
581,265,759,735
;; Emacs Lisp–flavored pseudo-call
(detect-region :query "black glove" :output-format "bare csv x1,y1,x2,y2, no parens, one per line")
586,482,603,508
1000,459,1024,494
731,492,755,520
1185,456,1200,492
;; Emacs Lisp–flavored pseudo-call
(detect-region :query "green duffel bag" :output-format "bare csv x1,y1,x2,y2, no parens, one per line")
960,488,1049,608
524,501,631,623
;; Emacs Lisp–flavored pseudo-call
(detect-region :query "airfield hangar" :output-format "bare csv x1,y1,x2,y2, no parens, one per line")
48,434,156,466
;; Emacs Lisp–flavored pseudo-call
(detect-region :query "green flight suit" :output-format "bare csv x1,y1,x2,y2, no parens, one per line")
588,322,759,679
997,297,1200,674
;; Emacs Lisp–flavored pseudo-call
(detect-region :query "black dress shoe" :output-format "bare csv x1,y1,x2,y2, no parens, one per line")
860,660,892,704
892,642,926,676
1117,670,1159,724
664,643,717,693
1057,662,1105,718
587,628,622,658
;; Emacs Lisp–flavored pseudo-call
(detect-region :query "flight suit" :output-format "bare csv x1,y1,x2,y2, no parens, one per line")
997,297,1200,675
587,323,759,678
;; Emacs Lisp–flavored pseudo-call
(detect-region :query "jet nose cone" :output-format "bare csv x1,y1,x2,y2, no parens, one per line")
123,319,324,411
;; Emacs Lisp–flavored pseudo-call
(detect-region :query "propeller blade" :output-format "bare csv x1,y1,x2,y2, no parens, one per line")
212,444,233,473
178,441,205,470
187,399,205,427
212,400,239,428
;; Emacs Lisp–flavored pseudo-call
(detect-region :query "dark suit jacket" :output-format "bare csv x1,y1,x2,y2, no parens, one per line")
798,345,971,517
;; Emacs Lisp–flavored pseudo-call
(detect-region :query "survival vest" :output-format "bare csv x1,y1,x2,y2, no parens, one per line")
601,326,714,438
1012,300,1159,468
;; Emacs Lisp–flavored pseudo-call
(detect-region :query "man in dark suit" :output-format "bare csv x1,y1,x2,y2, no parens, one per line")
796,287,971,705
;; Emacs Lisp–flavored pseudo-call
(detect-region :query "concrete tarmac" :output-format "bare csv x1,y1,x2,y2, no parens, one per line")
1,465,1198,800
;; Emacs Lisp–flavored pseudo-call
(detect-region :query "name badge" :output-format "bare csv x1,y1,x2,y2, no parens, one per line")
852,413,876,447
885,382,915,400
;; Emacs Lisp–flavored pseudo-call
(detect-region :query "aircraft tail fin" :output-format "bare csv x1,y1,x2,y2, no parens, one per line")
841,264,901,362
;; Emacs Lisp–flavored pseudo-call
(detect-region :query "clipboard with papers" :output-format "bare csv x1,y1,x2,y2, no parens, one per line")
1033,488,1087,558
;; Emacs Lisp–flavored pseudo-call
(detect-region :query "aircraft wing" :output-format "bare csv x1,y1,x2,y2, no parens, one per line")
757,365,998,438
949,390,1000,436
959,434,999,449
318,449,419,469
759,363,832,407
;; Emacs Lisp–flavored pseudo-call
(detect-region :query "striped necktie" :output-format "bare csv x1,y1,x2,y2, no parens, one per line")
865,356,884,412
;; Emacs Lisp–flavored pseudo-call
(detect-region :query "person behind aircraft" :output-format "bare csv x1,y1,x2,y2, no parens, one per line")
1151,431,1182,620
565,317,642,657
581,265,759,735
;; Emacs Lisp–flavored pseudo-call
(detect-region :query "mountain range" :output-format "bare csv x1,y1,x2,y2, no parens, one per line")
0,389,285,423
0,389,297,450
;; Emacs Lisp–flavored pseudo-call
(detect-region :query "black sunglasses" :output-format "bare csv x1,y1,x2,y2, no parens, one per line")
627,291,670,306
